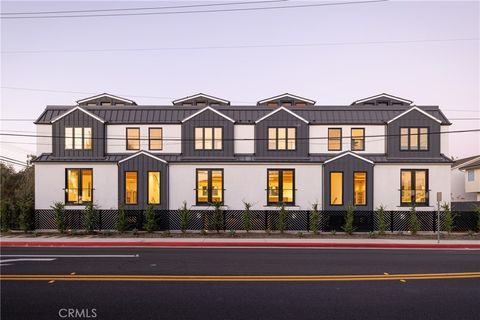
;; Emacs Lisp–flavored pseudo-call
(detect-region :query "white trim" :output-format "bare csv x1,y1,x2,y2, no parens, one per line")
50,106,105,123
386,106,442,124
453,156,480,170
173,93,230,105
255,106,309,124
118,151,168,164
324,151,374,165
257,93,316,105
181,106,235,123
76,93,135,105
352,93,413,105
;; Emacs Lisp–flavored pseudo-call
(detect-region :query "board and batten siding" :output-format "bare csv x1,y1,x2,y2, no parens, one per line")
118,154,169,210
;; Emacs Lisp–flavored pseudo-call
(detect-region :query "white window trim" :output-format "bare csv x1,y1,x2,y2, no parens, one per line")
387,106,442,124
255,106,309,124
118,150,168,164
324,151,374,165
76,93,135,105
50,106,105,123
173,93,230,105
181,106,235,123
257,93,316,105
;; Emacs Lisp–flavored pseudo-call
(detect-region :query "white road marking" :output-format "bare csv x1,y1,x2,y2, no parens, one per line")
0,254,139,258
0,258,56,266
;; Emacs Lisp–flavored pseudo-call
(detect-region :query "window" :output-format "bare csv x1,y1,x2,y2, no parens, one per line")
126,128,140,150
196,169,223,204
401,169,428,205
268,127,296,150
65,127,92,150
148,172,161,204
328,128,342,151
149,128,163,150
330,172,343,205
354,172,367,206
65,169,92,204
125,171,138,204
100,102,111,106
467,170,475,182
351,128,365,151
400,127,428,151
194,127,222,150
267,169,295,205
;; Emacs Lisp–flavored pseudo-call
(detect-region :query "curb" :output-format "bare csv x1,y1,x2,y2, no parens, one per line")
2,241,480,249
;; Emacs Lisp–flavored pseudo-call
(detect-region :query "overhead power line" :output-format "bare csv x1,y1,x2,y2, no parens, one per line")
0,155,28,165
0,156,28,167
0,0,387,19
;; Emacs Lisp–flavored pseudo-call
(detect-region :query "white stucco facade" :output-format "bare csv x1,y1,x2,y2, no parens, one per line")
234,125,255,154
34,162,118,210
36,124,52,155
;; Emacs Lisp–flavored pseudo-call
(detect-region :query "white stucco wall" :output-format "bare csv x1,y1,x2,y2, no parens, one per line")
34,162,118,210
374,164,451,211
169,163,323,210
309,125,385,154
106,124,181,154
465,168,480,193
451,168,477,201
440,125,450,156
36,124,52,155
234,125,255,154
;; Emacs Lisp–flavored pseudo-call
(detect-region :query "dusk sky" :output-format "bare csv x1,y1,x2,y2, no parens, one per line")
1,0,479,170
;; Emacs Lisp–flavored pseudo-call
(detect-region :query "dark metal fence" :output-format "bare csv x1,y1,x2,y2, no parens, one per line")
34,209,480,232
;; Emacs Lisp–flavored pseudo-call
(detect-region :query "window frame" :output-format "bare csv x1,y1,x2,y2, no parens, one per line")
328,128,342,151
124,171,138,205
148,127,163,151
195,168,224,205
65,127,92,151
353,171,367,206
329,171,344,206
467,169,475,182
400,169,429,206
267,127,297,151
147,171,161,205
266,169,296,206
126,127,141,151
64,168,93,205
400,127,429,151
351,128,365,151
194,127,223,151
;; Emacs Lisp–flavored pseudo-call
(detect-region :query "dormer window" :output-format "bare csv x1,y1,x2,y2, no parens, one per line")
65,127,92,150
295,102,306,107
281,101,293,107
400,127,428,151
268,127,296,150
182,103,192,107
195,127,223,150
101,102,112,106
196,102,207,107
87,103,96,107
267,102,278,108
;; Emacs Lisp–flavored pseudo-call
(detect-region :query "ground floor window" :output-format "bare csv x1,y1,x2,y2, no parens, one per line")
148,171,161,204
65,168,92,204
196,169,223,204
401,169,428,206
125,171,138,204
329,172,343,205
267,169,295,205
353,172,367,206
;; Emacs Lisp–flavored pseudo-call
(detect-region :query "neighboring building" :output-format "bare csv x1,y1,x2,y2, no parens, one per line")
33,92,453,217
451,156,480,202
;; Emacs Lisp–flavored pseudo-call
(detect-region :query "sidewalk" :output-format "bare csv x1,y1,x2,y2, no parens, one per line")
2,236,480,249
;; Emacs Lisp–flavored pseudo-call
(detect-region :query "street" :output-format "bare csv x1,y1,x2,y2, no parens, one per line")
1,247,479,320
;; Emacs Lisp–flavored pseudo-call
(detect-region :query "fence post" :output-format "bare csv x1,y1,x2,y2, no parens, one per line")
390,211,394,232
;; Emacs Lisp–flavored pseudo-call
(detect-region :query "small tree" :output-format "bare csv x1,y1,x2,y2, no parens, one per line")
18,198,33,233
116,204,127,233
442,202,456,234
51,201,66,233
84,203,98,234
144,205,156,233
310,203,320,235
342,204,355,235
409,206,419,235
179,201,190,233
211,201,224,233
0,200,13,232
375,205,386,235
476,206,480,233
277,203,287,234
242,201,252,232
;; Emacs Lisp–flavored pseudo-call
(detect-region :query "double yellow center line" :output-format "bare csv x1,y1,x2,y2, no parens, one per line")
1,272,480,282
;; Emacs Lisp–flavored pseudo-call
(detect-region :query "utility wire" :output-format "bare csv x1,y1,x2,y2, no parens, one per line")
0,159,27,167
0,155,28,165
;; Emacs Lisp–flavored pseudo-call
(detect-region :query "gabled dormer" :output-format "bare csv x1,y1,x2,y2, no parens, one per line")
77,93,137,106
257,93,316,107
173,93,230,107
351,93,412,106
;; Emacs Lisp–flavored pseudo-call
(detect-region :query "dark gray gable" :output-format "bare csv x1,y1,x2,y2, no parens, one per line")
352,93,412,106
77,93,136,106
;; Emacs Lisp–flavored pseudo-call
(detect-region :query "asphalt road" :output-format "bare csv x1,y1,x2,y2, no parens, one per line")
1,247,480,320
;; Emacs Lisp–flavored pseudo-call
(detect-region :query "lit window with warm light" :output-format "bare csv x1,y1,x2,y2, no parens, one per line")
125,171,138,204
196,169,223,204
354,172,367,205
330,172,343,205
267,169,294,205
148,171,161,204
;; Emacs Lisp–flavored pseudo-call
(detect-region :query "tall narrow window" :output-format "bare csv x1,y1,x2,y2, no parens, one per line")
126,128,140,150
351,128,365,151
328,128,342,151
410,128,419,150
149,128,163,150
400,169,428,206
330,172,343,205
83,128,92,150
419,128,428,150
74,128,83,150
467,170,475,182
400,128,428,151
125,171,138,204
267,127,296,150
65,169,93,204
353,172,367,206
196,169,223,204
65,127,73,150
148,172,161,204
194,127,222,150
267,169,295,205
400,128,409,150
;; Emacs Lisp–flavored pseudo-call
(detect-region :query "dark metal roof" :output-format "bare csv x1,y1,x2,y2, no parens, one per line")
34,104,451,125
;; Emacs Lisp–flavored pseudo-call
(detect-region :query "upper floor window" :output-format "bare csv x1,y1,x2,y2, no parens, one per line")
328,128,342,151
65,127,92,150
354,172,367,206
195,127,222,150
65,168,92,204
148,171,161,204
268,127,296,150
330,172,343,206
267,169,294,205
126,128,140,150
401,169,428,206
400,127,428,151
467,170,475,182
149,128,163,150
351,128,365,151
196,169,223,204
125,171,138,204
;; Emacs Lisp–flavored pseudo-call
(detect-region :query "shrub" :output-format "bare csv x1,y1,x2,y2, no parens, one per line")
476,206,480,233
84,203,98,234
18,199,34,232
162,230,171,238
277,203,287,233
342,205,355,235
242,201,252,232
296,232,304,238
442,203,456,234
310,203,320,235
0,200,13,232
179,201,190,234
409,206,419,235
51,201,66,233
375,205,386,235
116,204,127,233
211,201,224,233
228,229,236,238
143,205,156,233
